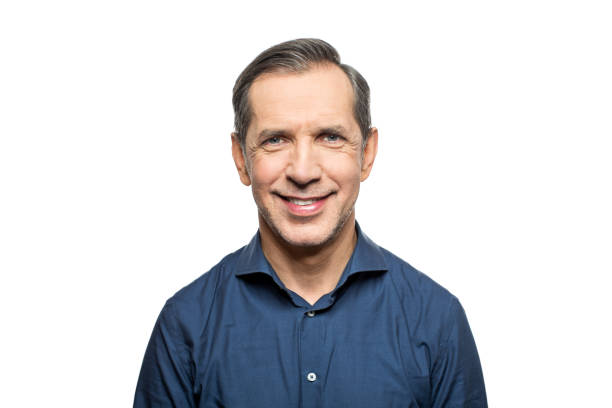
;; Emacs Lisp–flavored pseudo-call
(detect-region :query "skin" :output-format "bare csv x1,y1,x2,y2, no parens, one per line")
231,64,378,305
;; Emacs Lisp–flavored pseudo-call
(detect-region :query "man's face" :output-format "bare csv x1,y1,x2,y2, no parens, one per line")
232,64,377,248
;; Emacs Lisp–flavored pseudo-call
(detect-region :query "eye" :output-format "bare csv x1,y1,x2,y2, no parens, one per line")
264,136,283,145
321,133,344,143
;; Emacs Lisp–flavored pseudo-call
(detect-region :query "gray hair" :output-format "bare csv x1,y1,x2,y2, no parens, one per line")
232,38,371,150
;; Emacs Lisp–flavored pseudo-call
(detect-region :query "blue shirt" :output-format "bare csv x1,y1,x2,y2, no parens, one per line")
134,224,487,407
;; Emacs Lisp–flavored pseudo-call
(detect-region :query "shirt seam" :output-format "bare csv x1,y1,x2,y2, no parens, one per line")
434,296,460,367
385,255,428,403
162,300,196,398
167,260,226,393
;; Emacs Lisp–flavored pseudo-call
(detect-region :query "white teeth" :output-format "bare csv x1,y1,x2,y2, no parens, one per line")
289,198,317,205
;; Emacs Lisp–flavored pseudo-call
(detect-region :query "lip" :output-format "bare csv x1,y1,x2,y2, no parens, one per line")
276,193,332,217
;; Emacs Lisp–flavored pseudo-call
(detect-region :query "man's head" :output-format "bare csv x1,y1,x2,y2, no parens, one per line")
231,39,378,249
232,38,372,151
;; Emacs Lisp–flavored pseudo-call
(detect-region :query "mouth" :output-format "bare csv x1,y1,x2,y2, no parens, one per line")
274,192,334,216
276,193,332,204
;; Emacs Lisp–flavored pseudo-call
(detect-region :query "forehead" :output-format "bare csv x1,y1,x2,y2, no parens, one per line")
247,64,357,135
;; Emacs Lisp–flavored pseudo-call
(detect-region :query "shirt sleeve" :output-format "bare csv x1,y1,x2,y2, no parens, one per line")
430,298,488,408
134,301,195,408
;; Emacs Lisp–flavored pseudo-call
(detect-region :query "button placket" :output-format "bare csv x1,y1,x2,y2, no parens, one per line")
300,308,322,406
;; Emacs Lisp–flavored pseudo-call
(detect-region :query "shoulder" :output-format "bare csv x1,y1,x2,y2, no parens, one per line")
375,251,488,405
161,246,244,327
378,246,461,339
380,247,457,305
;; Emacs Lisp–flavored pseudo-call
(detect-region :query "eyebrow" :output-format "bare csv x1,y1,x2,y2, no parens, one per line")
258,129,287,140
258,125,349,140
313,125,349,135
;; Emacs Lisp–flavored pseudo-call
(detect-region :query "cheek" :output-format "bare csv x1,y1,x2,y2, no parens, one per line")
324,154,362,190
250,154,287,187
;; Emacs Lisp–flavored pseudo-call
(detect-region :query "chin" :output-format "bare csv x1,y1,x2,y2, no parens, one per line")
278,229,333,248
260,206,355,249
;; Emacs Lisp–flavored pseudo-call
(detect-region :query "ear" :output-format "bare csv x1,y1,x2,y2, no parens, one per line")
231,133,252,186
360,127,378,182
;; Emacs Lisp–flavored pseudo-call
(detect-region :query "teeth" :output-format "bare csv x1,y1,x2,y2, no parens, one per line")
289,198,317,206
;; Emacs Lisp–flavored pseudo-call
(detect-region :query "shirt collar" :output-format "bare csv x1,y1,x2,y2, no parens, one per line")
234,222,388,280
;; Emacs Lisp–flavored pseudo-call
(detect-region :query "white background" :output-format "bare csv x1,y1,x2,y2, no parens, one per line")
1,0,610,406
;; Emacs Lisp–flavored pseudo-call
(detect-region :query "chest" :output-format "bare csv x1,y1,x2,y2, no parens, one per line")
194,291,432,408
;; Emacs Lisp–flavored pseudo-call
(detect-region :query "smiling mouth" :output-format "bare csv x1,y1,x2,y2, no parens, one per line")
275,193,333,206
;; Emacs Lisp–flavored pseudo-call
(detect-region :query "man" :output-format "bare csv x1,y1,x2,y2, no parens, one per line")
134,38,487,407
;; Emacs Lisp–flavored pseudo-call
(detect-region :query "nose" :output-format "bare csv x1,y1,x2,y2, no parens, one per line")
285,138,322,187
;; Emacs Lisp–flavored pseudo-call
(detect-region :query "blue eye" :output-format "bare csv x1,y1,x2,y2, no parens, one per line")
265,136,282,144
323,133,342,142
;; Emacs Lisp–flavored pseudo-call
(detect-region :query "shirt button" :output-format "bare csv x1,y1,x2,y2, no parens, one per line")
306,311,315,317
306,372,317,382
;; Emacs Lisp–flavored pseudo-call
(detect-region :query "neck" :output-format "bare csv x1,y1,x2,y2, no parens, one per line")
259,214,357,306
